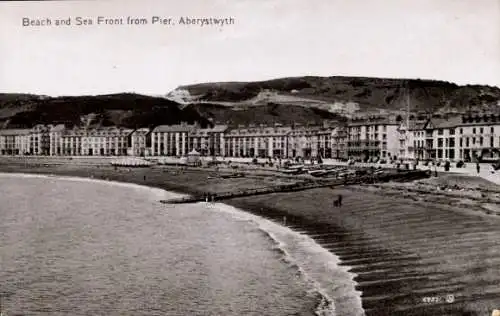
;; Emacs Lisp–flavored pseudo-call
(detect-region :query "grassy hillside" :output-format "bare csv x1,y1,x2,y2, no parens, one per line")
0,92,344,129
185,102,344,126
2,75,499,129
0,93,212,129
175,76,500,114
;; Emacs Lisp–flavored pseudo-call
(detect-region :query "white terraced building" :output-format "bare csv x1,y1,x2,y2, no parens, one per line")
0,128,31,155
347,116,400,161
1,113,498,163
188,125,227,156
150,123,194,157
420,114,500,162
395,113,500,162
330,125,348,160
49,124,66,156
81,127,133,156
129,128,151,156
223,124,292,158
286,123,333,159
59,127,85,156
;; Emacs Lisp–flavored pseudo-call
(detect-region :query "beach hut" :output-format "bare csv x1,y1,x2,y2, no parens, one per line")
186,149,202,166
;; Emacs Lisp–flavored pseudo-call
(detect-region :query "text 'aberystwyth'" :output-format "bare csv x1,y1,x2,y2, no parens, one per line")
21,16,236,27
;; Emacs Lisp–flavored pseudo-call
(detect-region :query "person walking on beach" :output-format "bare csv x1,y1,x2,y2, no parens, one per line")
332,194,343,208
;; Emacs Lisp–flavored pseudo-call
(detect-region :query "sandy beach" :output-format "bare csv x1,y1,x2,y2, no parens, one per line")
1,158,500,316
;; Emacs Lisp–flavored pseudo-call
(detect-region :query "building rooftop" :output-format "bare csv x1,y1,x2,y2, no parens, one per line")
210,125,229,133
49,124,66,132
425,116,463,129
88,127,134,135
0,129,31,136
152,124,196,133
400,121,426,131
423,114,500,129
133,128,151,133
348,117,399,126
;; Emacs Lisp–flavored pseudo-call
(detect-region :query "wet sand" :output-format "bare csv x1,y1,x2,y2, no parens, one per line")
1,159,500,315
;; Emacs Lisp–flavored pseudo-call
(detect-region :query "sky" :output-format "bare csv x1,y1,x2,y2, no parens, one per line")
0,0,499,96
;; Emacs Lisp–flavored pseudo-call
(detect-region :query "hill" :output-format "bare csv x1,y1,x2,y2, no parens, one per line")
0,93,212,129
169,76,500,115
0,92,343,129
184,102,343,126
2,75,499,129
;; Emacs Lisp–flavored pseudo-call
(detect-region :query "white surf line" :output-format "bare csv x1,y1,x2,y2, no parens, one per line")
210,202,366,316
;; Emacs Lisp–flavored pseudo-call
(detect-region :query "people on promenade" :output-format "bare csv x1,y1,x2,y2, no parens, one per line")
338,194,342,207
476,162,480,174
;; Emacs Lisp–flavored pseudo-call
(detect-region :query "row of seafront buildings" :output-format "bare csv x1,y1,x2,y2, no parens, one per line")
1,113,500,162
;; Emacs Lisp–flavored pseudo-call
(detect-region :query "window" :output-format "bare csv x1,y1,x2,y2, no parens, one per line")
449,149,455,159
491,127,494,134
480,127,484,134
466,137,469,147
438,138,443,147
449,129,455,135
459,138,463,147
438,129,443,135
449,138,455,147
479,137,483,146
490,136,494,147
473,128,476,134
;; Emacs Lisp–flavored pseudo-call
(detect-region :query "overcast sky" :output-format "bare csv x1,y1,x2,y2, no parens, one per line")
0,0,499,96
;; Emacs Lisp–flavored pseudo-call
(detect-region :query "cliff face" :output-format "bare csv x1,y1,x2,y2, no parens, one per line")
171,76,500,115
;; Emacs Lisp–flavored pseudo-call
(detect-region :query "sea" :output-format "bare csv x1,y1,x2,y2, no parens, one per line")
0,173,364,316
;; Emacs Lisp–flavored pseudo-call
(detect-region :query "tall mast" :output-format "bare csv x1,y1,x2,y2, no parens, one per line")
406,80,410,134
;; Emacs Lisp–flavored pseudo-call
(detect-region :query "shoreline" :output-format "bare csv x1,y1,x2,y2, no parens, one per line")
1,162,500,315
0,167,360,316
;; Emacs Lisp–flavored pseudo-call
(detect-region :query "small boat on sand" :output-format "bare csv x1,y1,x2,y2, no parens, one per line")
308,169,328,177
220,173,245,179
281,168,305,175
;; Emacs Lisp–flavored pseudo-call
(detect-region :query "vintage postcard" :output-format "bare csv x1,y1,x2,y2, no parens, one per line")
0,1,499,315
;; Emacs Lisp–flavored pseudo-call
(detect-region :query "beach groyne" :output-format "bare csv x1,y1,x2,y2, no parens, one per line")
161,169,431,204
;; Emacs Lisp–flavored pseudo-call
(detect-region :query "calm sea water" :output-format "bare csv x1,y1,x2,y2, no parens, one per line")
0,173,363,316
